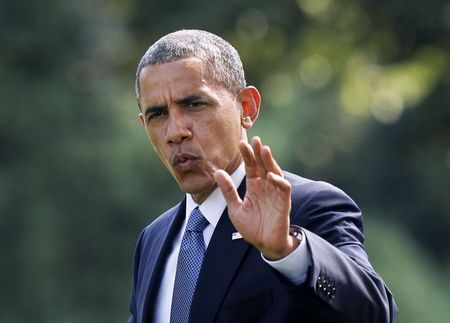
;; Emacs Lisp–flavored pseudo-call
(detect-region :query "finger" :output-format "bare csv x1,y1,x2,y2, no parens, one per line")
214,169,242,212
251,136,267,177
267,172,291,198
239,141,258,178
260,145,283,177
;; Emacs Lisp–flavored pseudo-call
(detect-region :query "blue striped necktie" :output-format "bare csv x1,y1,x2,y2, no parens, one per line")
170,207,209,323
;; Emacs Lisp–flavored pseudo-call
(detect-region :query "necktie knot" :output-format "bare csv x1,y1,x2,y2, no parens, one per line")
186,207,209,232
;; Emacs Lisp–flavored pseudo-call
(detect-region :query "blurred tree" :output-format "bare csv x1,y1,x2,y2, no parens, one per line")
365,216,450,323
1,0,180,321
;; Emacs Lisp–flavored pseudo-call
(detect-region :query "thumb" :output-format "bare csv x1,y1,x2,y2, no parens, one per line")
214,169,242,212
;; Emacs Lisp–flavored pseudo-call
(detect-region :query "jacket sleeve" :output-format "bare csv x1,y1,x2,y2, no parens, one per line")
291,181,398,323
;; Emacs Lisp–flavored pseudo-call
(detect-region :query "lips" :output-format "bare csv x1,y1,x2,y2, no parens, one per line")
172,152,201,172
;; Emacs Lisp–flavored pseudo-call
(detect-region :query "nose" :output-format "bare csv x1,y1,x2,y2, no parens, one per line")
165,110,192,144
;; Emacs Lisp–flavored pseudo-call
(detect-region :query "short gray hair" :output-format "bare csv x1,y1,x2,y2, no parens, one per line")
135,29,246,102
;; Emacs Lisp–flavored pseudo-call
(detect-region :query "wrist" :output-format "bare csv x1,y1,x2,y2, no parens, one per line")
262,226,303,261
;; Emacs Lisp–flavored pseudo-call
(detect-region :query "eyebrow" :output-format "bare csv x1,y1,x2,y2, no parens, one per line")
175,94,206,105
143,94,208,116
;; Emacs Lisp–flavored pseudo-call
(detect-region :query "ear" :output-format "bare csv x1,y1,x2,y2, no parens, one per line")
238,86,261,129
139,112,145,127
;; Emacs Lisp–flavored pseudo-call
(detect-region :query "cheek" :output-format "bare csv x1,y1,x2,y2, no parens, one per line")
203,115,242,150
147,124,164,143
219,112,242,139
147,129,167,155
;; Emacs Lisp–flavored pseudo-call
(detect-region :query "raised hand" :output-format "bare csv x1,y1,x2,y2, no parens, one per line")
214,136,298,260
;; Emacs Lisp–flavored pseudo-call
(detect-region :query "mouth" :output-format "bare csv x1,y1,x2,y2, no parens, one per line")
172,153,201,172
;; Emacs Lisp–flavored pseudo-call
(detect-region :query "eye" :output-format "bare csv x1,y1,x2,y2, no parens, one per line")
188,101,203,108
147,111,165,122
188,99,211,110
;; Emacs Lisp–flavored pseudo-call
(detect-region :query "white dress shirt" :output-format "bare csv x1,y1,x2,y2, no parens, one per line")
154,163,311,322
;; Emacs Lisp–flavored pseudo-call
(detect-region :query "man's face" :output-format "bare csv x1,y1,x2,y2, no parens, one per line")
138,58,245,203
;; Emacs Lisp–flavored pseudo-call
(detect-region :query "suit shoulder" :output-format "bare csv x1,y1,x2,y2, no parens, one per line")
140,202,181,239
283,170,350,198
283,170,361,217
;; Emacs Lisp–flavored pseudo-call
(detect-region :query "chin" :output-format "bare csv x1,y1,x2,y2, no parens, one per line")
179,178,217,198
176,171,212,190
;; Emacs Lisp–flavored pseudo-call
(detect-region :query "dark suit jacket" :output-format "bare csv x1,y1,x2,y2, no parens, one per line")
128,172,398,323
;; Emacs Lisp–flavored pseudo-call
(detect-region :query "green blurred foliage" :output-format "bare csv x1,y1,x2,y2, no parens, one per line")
0,0,448,322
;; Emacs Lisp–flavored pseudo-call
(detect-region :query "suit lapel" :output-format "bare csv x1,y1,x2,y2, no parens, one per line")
189,180,250,323
141,200,186,322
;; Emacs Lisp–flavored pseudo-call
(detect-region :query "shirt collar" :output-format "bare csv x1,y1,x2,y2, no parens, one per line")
185,163,245,228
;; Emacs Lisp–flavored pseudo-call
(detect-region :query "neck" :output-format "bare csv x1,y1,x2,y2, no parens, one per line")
191,155,243,204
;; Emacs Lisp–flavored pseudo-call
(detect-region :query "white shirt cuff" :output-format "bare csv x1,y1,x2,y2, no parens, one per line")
261,232,311,285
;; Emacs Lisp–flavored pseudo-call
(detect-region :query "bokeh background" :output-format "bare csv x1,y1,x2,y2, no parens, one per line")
1,0,449,322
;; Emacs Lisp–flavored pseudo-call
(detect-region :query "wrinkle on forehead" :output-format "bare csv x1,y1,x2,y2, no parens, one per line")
141,58,210,87
139,58,224,107
181,57,210,85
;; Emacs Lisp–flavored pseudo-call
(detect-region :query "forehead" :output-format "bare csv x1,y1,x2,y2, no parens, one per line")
139,58,210,100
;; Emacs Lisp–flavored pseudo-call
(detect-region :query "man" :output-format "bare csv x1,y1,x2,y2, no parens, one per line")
128,29,397,323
